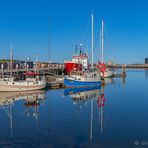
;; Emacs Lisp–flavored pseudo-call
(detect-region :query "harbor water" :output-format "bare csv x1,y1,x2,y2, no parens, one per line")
0,70,148,148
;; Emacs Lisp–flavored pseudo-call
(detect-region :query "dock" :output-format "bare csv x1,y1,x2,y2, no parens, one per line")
46,76,65,89
113,72,126,77
108,64,148,69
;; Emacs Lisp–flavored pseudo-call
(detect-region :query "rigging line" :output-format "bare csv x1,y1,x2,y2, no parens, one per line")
93,18,101,50
94,29,100,51
81,17,91,46
102,22,113,53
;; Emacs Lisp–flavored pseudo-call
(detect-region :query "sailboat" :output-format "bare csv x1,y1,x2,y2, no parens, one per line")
98,20,113,78
0,47,46,92
64,14,101,87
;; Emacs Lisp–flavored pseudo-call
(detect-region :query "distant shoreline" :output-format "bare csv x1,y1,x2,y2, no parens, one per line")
108,64,148,69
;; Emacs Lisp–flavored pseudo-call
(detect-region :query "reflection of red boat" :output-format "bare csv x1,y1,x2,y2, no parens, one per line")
64,45,89,74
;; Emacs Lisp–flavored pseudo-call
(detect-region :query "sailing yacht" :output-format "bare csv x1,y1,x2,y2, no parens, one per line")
64,14,101,87
99,20,113,78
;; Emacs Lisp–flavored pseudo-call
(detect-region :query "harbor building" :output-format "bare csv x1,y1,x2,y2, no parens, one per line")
145,58,148,64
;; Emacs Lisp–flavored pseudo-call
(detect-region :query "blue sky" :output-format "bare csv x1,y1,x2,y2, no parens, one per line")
0,0,148,64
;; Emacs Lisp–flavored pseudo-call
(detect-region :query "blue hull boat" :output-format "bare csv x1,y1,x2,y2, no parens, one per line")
64,77,101,88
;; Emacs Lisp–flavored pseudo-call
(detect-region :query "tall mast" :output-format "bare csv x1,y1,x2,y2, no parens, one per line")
48,17,51,63
99,29,102,61
90,15,94,139
101,20,104,63
91,13,94,69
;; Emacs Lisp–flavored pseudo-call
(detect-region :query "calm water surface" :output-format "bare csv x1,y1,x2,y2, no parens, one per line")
0,70,148,148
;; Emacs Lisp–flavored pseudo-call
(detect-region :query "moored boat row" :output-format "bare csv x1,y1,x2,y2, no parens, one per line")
0,49,47,92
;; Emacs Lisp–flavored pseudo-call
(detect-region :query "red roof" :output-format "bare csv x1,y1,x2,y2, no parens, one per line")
23,71,39,75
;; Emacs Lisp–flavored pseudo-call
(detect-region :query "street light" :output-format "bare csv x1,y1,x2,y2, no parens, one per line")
27,57,31,69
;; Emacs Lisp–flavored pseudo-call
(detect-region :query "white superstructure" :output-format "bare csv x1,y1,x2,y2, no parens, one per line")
0,73,46,92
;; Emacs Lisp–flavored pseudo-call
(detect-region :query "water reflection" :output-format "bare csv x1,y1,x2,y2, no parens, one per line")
0,90,46,139
64,86,101,109
104,77,114,85
145,70,148,78
0,72,134,147
63,85,107,140
104,76,126,88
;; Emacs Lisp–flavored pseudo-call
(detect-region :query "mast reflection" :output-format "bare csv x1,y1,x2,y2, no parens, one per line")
0,90,46,138
63,85,107,140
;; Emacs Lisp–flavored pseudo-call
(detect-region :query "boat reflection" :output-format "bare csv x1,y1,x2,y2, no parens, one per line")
64,86,101,108
104,77,114,85
0,90,45,106
104,76,126,87
97,86,106,133
0,90,46,138
64,85,106,139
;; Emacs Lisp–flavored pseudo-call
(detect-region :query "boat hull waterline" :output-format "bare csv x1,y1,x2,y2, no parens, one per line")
101,70,113,78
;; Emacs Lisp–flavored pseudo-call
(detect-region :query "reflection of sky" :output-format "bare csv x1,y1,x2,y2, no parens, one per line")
145,70,148,79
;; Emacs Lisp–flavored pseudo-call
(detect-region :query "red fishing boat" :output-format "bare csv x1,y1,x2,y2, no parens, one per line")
64,45,89,74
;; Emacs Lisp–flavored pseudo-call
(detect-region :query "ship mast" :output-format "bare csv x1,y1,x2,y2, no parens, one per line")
48,17,51,63
101,20,104,63
89,14,94,140
91,13,94,69
99,29,102,61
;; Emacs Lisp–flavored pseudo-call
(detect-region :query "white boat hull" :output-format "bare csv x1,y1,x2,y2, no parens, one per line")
0,84,46,92
101,69,113,78
104,70,113,78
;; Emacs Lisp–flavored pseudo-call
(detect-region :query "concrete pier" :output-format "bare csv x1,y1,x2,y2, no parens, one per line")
108,64,148,69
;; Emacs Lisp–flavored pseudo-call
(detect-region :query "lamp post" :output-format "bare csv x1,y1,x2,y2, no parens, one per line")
27,57,31,70
1,64,4,78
